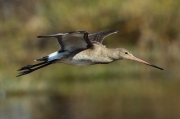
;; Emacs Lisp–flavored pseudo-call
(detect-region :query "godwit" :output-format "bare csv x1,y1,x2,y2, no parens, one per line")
17,30,163,77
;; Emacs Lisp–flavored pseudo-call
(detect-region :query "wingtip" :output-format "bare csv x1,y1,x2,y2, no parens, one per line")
108,30,119,34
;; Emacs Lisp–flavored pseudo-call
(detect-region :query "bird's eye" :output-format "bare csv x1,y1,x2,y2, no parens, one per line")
125,52,128,54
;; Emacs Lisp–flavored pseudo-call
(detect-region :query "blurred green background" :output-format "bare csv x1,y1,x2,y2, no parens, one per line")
0,0,180,119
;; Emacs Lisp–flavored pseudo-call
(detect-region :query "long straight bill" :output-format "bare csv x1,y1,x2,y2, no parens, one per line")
131,56,164,70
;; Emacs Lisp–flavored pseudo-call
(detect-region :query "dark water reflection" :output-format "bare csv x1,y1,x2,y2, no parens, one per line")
0,95,72,119
1,93,180,119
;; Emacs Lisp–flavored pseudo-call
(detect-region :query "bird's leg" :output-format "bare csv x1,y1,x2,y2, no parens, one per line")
17,62,48,71
16,62,53,77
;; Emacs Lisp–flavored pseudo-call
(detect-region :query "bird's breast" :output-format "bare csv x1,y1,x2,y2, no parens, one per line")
61,58,93,66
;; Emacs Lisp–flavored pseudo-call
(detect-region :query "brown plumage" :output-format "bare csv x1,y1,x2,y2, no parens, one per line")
17,30,163,77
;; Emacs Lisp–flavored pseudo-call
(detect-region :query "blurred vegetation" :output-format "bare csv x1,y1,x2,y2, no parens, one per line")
0,0,179,92
0,0,180,118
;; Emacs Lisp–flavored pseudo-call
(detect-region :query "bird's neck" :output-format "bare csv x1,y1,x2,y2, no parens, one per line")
106,48,122,60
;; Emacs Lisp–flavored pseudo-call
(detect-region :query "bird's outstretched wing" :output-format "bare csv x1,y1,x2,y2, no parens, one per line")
88,30,118,43
37,30,93,52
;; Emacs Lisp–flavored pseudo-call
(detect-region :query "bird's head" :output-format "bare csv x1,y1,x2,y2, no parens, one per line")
118,48,134,60
118,48,163,70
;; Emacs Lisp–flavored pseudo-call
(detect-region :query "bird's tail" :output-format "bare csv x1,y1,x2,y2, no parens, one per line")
16,60,55,77
34,56,49,62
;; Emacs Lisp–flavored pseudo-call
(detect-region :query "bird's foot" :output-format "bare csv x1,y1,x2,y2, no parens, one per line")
16,69,33,77
17,65,33,71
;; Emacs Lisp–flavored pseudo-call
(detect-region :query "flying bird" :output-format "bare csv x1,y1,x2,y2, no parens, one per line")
17,30,163,77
